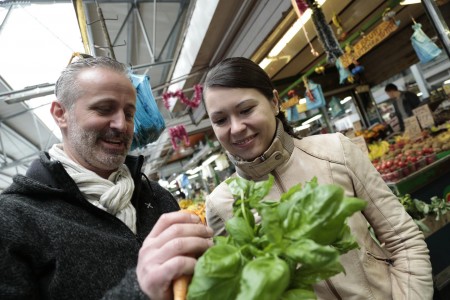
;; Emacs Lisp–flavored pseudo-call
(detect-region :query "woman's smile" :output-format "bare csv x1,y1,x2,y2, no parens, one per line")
232,133,257,146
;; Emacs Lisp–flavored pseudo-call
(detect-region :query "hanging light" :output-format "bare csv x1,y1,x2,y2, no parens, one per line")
400,0,421,5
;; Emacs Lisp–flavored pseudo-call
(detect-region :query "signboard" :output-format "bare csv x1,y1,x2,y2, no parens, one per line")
281,96,299,109
351,136,369,156
403,116,422,139
413,104,435,129
355,85,370,93
353,120,362,132
345,129,356,138
341,21,398,68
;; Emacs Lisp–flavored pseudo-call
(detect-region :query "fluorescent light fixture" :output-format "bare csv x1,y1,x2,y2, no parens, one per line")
294,124,311,131
188,174,199,179
259,58,271,69
169,180,177,189
443,79,450,84
417,92,423,97
302,114,322,125
269,11,311,57
340,96,352,104
186,166,202,175
400,0,421,5
260,0,326,67
202,153,220,166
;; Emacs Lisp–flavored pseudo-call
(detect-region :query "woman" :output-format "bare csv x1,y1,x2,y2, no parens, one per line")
203,57,432,299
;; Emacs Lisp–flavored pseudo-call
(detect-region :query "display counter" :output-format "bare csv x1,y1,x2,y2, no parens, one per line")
386,153,450,201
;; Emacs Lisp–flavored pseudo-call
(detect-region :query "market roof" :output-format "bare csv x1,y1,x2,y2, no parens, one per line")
0,0,448,190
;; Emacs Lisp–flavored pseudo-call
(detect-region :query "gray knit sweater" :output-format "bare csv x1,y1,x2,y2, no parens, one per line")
0,152,179,300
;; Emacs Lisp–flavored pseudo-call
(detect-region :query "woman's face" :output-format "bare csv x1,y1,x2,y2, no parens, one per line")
204,87,278,161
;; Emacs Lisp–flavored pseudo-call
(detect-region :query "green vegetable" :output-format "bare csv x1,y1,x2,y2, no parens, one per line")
187,176,367,300
398,193,450,232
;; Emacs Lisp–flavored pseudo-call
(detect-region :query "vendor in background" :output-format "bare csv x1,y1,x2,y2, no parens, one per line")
203,57,433,299
385,83,421,131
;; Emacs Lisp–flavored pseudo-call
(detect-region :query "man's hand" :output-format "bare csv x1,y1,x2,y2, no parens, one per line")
136,211,213,300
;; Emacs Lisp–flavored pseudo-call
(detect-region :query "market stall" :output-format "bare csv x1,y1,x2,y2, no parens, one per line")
387,151,450,200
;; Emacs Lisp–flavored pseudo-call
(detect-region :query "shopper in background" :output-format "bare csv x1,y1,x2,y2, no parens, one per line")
0,56,212,300
385,83,421,131
203,57,433,299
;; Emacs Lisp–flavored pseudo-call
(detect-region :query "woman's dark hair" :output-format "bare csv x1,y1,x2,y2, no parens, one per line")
204,57,296,137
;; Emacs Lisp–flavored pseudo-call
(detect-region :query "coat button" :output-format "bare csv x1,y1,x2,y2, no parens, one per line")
275,154,282,160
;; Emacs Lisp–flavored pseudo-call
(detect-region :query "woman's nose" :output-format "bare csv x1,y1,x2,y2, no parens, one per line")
230,117,245,134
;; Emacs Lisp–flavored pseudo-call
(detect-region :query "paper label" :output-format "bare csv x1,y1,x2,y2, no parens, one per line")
413,105,434,129
404,116,422,139
353,121,362,132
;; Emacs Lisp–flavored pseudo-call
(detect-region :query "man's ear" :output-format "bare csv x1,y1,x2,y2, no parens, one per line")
50,101,68,129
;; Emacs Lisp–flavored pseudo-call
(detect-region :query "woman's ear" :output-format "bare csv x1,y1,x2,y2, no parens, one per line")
272,89,280,112
50,101,68,130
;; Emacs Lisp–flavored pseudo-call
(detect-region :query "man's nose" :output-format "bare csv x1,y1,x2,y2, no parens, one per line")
110,111,128,132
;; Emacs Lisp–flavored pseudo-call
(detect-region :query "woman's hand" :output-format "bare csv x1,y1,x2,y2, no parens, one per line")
136,211,213,300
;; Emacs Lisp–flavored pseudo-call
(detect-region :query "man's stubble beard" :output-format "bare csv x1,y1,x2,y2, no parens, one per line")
66,118,131,172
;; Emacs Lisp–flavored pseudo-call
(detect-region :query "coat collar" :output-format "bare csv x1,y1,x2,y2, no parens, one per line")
26,152,144,189
227,119,295,180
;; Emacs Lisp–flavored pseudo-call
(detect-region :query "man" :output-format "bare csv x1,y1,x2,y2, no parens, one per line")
385,83,421,131
0,57,212,300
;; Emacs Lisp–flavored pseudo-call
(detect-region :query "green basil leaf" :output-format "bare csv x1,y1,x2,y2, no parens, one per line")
284,239,340,269
188,245,243,300
259,205,284,243
291,261,344,288
248,175,274,206
236,256,291,300
332,223,359,253
280,288,317,300
227,177,251,199
226,216,254,245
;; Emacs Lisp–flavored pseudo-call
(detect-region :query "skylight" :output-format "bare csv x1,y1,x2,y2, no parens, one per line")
0,3,85,139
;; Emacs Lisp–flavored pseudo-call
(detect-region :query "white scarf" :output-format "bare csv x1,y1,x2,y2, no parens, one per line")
49,144,137,234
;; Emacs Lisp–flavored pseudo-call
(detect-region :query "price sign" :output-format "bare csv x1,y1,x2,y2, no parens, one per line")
353,121,362,132
413,105,434,129
403,116,422,139
351,136,369,156
345,129,356,138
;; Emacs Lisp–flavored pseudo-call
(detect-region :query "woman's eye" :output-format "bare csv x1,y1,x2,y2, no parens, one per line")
213,118,226,125
241,107,253,114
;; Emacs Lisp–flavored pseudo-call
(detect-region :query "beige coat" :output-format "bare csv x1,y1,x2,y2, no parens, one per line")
206,123,433,299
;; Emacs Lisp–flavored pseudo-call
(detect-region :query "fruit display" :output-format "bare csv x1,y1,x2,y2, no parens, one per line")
370,127,450,183
355,123,391,143
368,140,390,161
